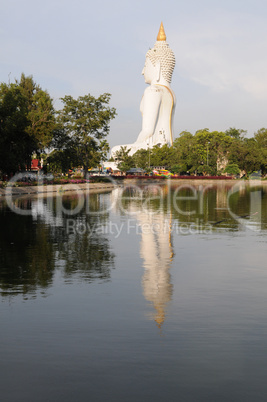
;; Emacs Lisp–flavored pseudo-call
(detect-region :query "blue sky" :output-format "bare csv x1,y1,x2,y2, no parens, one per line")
1,0,267,147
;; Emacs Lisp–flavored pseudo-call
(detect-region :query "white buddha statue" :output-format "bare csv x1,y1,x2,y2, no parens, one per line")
111,22,176,158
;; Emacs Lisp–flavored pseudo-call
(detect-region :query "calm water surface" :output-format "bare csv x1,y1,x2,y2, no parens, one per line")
1,181,267,401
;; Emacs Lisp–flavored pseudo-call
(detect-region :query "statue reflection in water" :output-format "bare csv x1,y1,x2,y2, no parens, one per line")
113,185,174,329
139,210,174,328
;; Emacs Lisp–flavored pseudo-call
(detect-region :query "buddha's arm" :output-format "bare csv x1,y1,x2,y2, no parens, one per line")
136,86,162,143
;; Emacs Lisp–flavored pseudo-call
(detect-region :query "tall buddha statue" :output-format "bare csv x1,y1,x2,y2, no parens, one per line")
111,22,176,158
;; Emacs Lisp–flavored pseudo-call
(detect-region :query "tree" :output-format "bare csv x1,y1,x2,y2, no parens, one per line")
254,128,267,174
212,131,233,173
47,148,79,174
0,74,55,174
172,131,196,173
150,144,173,168
242,138,262,174
18,73,56,152
254,128,267,148
195,129,214,168
114,146,135,173
227,137,263,175
225,127,247,140
132,148,149,170
0,82,29,173
224,164,240,176
169,164,184,174
56,93,116,176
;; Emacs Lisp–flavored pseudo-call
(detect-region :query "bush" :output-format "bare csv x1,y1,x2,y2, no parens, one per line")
224,164,240,176
90,176,112,183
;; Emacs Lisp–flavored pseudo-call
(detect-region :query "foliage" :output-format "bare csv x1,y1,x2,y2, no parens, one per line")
0,82,30,173
172,131,195,173
149,144,174,168
225,127,247,139
223,164,240,176
56,93,116,176
47,148,79,174
169,164,184,174
0,71,265,179
89,176,112,183
132,148,149,169
114,146,135,172
0,74,55,174
123,126,266,177
254,128,267,174
18,73,56,151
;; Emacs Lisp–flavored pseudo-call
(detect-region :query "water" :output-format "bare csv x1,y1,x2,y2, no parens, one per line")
1,181,267,401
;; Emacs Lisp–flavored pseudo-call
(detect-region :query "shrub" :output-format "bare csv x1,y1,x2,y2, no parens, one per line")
224,164,240,176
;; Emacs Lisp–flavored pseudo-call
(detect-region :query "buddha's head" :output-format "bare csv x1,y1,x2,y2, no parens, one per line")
143,22,175,85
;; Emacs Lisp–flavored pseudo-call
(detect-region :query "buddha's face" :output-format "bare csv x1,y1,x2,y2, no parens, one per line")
142,57,156,84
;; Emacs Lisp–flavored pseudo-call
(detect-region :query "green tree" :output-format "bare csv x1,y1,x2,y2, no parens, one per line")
132,148,149,170
47,148,79,174
254,128,267,148
195,129,214,168
227,138,246,167
225,127,247,139
227,137,262,175
0,74,55,174
150,144,173,168
171,129,234,176
0,82,30,173
172,131,196,173
243,138,262,174
114,146,135,173
212,131,233,174
57,93,116,176
224,163,240,176
254,128,267,173
18,73,56,152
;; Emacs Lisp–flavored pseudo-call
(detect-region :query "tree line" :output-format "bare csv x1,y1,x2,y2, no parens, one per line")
113,127,267,176
1,74,266,178
0,74,116,176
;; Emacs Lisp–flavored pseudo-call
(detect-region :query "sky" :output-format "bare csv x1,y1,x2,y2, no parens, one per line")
1,0,267,148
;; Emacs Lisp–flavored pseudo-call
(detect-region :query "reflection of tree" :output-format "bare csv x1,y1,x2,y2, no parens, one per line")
0,207,54,297
56,193,114,281
169,182,267,231
58,216,114,282
113,182,267,326
0,192,114,297
115,183,169,217
169,183,242,230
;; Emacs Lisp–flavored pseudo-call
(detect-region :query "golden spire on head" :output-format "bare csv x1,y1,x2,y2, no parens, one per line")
157,21,166,41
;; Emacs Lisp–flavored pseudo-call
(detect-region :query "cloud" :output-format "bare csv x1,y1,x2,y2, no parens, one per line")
172,11,267,99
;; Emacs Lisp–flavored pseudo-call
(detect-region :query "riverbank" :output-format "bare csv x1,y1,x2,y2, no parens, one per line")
1,178,265,199
0,182,116,198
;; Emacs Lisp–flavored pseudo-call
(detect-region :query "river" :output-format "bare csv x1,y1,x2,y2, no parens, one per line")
1,180,267,401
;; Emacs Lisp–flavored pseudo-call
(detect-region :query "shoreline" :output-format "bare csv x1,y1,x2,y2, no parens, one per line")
0,182,116,198
0,178,265,199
